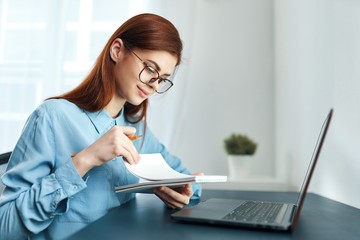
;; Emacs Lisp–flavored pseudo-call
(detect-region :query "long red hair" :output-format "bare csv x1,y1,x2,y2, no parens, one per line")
49,13,182,125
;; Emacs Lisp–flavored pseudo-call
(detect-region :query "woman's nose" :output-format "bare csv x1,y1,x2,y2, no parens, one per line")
148,78,161,91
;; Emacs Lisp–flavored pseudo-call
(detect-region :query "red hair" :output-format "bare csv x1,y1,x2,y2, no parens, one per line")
49,13,182,125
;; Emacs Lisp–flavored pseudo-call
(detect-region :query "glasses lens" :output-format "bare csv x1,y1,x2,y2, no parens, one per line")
139,66,173,93
156,79,173,93
140,66,159,84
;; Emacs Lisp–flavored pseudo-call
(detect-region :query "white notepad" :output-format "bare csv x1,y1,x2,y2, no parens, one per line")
115,153,227,193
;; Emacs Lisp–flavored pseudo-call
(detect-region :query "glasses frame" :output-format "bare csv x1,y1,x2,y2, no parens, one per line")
125,45,174,94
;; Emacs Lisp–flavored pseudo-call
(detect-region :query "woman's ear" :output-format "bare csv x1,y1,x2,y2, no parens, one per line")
109,38,124,62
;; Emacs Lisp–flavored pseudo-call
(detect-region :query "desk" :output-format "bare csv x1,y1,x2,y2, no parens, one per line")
69,190,360,240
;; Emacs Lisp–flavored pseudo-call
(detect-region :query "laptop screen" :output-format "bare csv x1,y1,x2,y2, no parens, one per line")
292,109,333,229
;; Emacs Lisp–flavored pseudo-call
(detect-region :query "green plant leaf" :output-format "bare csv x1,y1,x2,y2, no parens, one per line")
224,133,257,155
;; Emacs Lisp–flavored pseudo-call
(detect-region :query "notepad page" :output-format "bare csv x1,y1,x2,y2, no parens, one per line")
195,175,228,182
124,153,194,181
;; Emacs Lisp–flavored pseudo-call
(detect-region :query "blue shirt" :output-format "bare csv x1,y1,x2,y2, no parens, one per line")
0,99,201,239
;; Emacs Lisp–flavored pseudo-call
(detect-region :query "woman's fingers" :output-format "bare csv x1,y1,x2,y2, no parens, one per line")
154,188,185,209
153,185,192,209
73,125,141,176
111,126,140,164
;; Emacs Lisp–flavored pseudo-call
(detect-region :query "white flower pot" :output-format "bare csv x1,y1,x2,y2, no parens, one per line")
227,155,252,180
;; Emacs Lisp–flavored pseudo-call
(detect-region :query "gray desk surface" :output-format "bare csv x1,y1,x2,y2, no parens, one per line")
69,190,360,240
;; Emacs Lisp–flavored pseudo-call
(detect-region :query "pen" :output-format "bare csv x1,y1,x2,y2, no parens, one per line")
71,135,142,158
128,135,142,141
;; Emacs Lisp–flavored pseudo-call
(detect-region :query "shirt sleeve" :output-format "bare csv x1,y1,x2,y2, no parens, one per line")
0,105,87,238
139,126,202,200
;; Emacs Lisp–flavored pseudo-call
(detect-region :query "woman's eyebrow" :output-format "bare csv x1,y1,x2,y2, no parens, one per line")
146,59,171,77
146,59,161,71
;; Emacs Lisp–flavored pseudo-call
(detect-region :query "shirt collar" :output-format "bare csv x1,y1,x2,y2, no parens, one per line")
84,108,125,134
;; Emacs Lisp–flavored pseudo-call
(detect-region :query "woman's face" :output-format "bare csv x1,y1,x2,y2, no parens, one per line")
110,39,177,106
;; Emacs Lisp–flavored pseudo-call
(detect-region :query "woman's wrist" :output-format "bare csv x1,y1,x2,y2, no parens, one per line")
71,151,95,177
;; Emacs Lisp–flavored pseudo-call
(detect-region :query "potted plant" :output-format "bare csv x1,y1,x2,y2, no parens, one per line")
224,133,257,180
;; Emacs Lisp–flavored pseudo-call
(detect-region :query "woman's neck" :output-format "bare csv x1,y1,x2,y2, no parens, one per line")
104,95,126,118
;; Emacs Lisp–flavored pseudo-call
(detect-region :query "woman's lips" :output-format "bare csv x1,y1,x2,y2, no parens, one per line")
137,86,149,98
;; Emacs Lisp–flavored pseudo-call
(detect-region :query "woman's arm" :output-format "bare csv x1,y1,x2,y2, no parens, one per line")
0,105,86,238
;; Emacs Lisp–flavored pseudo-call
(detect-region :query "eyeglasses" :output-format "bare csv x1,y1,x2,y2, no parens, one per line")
125,46,174,94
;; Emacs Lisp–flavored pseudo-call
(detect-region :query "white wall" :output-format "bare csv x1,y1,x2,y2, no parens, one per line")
274,0,360,208
153,0,275,177
153,0,360,209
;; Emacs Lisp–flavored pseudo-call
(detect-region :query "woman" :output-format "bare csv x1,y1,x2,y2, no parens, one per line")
0,13,201,239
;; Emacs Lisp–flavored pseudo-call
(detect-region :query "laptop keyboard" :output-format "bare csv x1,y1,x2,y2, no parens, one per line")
222,201,284,223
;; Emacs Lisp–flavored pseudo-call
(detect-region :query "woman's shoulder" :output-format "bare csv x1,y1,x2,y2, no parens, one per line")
37,99,82,117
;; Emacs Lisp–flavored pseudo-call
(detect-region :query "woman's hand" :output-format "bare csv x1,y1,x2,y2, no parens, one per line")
153,172,204,209
72,125,140,176
153,184,193,209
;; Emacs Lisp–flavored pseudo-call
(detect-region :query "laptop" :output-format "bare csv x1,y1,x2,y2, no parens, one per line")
171,109,333,231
